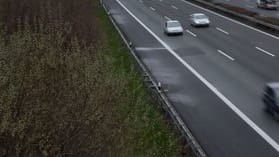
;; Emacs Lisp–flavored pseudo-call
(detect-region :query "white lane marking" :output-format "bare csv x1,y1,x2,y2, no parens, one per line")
139,0,143,3
180,0,279,40
186,29,197,37
217,50,234,61
135,47,166,51
216,27,230,35
171,5,178,10
116,0,279,152
255,47,275,57
159,0,162,2
246,5,254,8
150,7,156,11
164,16,172,20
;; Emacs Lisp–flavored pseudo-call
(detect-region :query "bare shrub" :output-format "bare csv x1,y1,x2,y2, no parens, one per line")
0,0,101,45
0,0,182,157
0,0,127,156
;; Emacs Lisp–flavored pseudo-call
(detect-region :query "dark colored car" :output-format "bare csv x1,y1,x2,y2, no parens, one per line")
262,82,279,120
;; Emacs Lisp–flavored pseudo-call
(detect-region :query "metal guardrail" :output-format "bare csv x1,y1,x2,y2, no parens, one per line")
187,0,279,31
100,0,207,157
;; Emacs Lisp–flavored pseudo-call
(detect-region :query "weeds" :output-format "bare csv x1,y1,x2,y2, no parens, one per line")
0,0,182,157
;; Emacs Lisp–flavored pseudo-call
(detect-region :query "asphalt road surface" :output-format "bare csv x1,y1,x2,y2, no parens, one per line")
213,0,279,18
103,0,279,156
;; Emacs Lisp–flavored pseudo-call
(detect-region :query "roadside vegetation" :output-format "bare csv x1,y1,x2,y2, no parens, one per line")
0,0,188,156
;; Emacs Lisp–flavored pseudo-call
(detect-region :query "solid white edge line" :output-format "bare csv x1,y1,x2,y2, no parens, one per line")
180,0,279,40
255,47,275,57
186,29,197,37
216,27,230,35
171,5,178,9
164,16,172,20
116,0,279,152
150,7,156,11
217,50,234,61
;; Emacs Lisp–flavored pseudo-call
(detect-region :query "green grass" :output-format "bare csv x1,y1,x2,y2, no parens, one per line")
96,3,182,157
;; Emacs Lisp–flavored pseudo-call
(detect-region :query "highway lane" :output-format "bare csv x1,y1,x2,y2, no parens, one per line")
146,0,279,82
142,0,279,143
103,0,279,156
213,0,279,18
153,0,279,54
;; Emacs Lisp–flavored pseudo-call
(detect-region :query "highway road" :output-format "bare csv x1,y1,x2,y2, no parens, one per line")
103,0,279,156
213,0,279,18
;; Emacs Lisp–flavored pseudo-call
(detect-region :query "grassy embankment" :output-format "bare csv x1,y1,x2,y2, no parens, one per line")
0,0,189,156
95,2,184,157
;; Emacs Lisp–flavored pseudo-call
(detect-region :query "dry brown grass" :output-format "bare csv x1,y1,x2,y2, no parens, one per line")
0,0,101,45
0,0,122,156
0,0,182,157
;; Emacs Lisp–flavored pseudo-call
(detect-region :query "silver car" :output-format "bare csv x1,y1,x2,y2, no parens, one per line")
190,13,210,27
257,0,279,10
164,20,183,35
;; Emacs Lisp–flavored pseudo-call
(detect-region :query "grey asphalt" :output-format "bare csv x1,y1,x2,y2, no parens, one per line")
103,0,279,156
213,0,279,18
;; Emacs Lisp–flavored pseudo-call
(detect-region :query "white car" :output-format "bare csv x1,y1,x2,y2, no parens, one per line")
164,20,183,35
190,13,210,27
257,0,279,10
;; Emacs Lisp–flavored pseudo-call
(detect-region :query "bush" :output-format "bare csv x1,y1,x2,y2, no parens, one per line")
0,0,123,156
0,0,181,157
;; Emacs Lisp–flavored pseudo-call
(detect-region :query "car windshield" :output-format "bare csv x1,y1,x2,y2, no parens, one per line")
167,22,181,27
194,14,207,20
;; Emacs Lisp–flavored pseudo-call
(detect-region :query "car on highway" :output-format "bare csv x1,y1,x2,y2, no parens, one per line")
262,82,279,120
190,13,210,27
256,0,279,10
164,20,184,35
